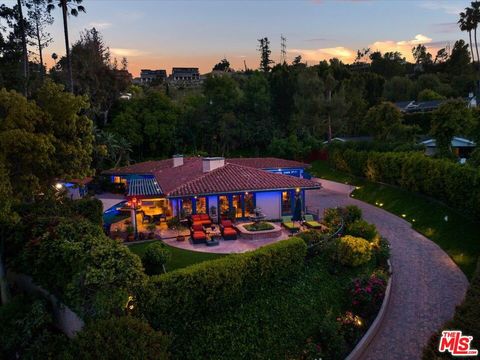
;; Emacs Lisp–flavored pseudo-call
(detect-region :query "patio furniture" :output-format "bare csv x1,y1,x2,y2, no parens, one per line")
303,214,323,229
220,219,237,240
190,223,207,244
191,214,212,227
282,216,300,233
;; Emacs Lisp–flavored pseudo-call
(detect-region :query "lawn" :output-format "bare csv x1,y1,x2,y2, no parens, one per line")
127,241,225,271
311,160,480,278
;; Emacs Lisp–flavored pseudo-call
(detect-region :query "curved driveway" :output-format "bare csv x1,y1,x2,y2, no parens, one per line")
306,180,469,360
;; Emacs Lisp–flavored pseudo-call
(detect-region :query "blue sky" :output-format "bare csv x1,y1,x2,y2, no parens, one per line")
8,0,470,75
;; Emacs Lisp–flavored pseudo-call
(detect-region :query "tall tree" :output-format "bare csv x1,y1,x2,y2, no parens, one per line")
459,10,476,63
257,37,273,72
47,0,85,92
469,3,480,64
27,0,53,81
16,0,29,95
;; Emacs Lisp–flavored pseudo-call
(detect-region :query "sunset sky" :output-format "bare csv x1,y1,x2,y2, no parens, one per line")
11,0,471,76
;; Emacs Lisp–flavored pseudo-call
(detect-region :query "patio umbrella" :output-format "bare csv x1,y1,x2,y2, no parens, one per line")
292,194,303,223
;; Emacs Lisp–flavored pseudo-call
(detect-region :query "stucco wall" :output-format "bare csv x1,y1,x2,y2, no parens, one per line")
255,191,281,219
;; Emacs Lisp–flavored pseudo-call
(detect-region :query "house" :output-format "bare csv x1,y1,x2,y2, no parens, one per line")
322,136,373,144
139,69,167,84
420,137,476,158
56,177,93,200
102,156,320,223
395,93,477,114
170,67,200,82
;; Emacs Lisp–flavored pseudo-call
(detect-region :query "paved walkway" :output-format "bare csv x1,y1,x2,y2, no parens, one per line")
306,181,469,360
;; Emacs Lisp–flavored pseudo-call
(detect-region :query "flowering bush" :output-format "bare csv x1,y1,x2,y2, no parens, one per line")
334,235,372,267
349,271,388,318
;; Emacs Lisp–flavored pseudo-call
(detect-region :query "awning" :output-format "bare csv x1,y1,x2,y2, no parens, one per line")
127,178,163,197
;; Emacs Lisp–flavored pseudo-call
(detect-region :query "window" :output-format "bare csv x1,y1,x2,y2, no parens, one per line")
219,196,229,215
196,197,207,214
232,195,243,218
244,193,254,217
282,191,292,214
181,198,193,217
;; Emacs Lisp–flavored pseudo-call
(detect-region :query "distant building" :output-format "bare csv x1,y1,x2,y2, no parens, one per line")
322,136,373,144
170,67,200,81
395,93,477,114
140,69,167,84
420,136,476,159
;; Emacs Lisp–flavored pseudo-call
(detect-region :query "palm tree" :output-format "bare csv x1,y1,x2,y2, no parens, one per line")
459,10,475,63
47,0,85,92
468,5,480,64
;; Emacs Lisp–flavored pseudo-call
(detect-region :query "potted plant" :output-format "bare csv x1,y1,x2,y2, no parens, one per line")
147,223,157,239
126,225,135,242
113,227,122,242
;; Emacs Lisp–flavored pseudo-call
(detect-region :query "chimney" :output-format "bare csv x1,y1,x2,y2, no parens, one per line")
202,157,225,172
173,154,184,167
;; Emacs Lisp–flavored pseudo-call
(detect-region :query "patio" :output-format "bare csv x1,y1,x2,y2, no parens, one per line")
109,213,300,253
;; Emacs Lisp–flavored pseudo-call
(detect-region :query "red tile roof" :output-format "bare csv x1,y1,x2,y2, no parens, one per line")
168,163,320,197
227,157,309,169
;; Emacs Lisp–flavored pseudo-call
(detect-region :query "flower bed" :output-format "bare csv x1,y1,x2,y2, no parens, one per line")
244,221,275,231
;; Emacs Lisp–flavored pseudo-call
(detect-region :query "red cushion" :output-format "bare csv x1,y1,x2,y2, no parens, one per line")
199,214,210,220
193,231,206,240
223,228,236,236
221,220,233,228
200,220,212,226
192,224,204,232
191,215,201,220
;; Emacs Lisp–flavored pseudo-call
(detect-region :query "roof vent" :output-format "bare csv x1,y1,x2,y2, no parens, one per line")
203,157,225,172
173,154,184,167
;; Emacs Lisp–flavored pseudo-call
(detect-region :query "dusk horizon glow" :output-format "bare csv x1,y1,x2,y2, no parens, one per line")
6,0,470,76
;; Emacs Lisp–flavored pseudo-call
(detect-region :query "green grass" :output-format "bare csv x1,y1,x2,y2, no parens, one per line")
127,241,225,271
311,160,480,278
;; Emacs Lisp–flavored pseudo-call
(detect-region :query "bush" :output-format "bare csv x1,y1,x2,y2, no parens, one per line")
322,208,342,229
69,198,103,226
423,258,480,359
334,236,372,267
244,221,274,231
137,238,307,357
142,242,171,275
345,219,378,241
328,147,480,219
372,237,390,269
71,317,171,360
341,205,362,226
12,217,146,319
348,271,388,318
0,294,71,360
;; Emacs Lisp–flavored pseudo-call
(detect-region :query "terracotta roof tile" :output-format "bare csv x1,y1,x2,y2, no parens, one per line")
168,163,320,197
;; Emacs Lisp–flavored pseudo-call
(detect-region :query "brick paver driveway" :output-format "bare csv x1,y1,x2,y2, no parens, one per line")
306,183,469,360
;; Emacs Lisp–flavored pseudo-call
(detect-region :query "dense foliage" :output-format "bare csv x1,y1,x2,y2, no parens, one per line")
334,235,372,267
142,242,171,275
70,317,171,360
8,199,146,319
329,147,480,219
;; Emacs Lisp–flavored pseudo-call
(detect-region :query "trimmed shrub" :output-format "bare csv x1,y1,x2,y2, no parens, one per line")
372,237,390,269
334,236,372,267
328,147,480,219
71,317,171,360
423,258,480,359
142,242,171,275
136,238,307,357
345,219,378,241
70,198,103,226
349,271,388,318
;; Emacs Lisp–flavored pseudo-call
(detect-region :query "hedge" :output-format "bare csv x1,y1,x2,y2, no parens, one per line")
136,237,307,358
423,258,480,359
329,148,480,219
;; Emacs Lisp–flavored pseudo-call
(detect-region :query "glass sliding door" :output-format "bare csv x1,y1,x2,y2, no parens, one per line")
244,193,254,217
195,196,207,214
282,191,292,215
232,195,243,218
181,198,193,217
219,195,229,217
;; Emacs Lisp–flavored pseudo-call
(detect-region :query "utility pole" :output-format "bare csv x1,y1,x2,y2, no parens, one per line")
280,34,287,64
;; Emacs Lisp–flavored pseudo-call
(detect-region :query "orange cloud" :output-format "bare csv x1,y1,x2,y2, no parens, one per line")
288,46,356,63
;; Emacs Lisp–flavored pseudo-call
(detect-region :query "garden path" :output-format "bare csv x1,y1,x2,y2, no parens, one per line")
306,181,469,360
